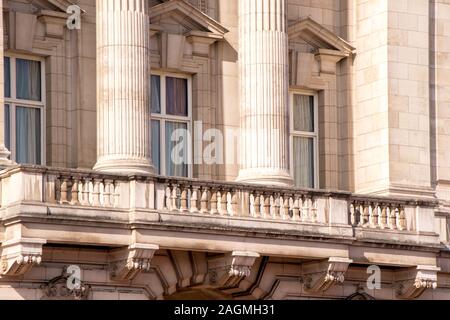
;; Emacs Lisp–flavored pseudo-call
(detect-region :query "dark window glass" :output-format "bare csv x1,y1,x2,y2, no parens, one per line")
166,77,188,116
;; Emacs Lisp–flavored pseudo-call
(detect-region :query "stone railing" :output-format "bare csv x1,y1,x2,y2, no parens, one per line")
0,165,440,240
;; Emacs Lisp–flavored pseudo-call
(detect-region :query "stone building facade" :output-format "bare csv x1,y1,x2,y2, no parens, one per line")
0,0,449,300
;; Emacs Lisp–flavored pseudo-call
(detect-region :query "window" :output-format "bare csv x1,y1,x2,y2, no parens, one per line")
4,55,45,165
150,72,192,177
290,92,318,188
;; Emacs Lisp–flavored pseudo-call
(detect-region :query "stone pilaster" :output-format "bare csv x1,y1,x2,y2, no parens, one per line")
0,2,14,168
94,0,154,175
237,0,293,186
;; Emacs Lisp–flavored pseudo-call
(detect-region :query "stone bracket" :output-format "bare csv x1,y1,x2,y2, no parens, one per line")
38,10,69,39
109,243,159,281
395,265,440,299
208,251,260,289
302,257,353,293
0,238,47,277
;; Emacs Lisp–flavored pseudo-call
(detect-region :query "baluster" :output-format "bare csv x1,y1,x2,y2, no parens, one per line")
170,184,179,212
70,177,80,206
190,186,200,214
380,204,388,229
398,206,406,231
361,202,370,227
283,195,291,220
253,192,261,218
180,185,188,213
273,194,281,220
292,196,300,221
219,189,228,216
230,190,239,216
310,197,317,223
79,178,88,205
263,193,271,219
113,181,120,208
92,179,101,206
349,202,356,226
103,179,113,207
301,196,309,222
59,176,69,204
163,186,170,211
210,189,218,215
370,203,379,228
200,187,209,214
389,205,397,230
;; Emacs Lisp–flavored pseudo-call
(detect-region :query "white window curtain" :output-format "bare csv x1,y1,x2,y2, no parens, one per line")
293,137,314,188
165,121,188,177
151,120,161,174
16,106,41,165
151,75,161,114
293,95,314,132
16,59,41,101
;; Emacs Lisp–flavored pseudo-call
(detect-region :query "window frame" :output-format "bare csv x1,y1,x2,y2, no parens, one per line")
150,71,193,178
289,89,319,189
4,53,46,165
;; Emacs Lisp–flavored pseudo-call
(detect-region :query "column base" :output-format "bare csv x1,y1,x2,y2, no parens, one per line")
94,157,154,175
0,145,15,169
236,168,293,187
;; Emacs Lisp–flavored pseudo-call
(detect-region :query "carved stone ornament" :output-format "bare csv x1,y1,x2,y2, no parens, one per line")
208,251,260,289
396,265,440,299
41,266,90,300
0,238,46,277
302,257,353,293
109,243,159,281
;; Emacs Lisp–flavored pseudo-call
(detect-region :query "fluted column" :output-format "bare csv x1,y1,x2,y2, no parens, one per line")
237,0,293,186
94,0,154,174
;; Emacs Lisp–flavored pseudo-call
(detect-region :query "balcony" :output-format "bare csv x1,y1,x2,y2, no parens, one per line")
0,165,440,251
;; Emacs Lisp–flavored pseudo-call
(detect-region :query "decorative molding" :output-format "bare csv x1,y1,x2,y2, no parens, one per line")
109,244,159,281
395,265,440,299
150,0,228,36
314,48,348,75
0,238,46,277
288,17,356,56
37,10,69,39
208,251,260,289
302,257,353,293
41,266,90,300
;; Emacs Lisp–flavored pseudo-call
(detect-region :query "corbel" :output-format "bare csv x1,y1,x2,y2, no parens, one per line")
395,265,440,299
208,251,260,289
109,243,159,281
37,10,69,39
302,257,353,293
0,238,46,277
314,48,348,75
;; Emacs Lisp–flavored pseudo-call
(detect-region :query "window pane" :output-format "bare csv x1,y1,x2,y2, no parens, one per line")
151,75,161,114
4,57,10,98
165,121,188,177
16,106,41,165
166,77,188,116
293,136,314,188
4,104,10,152
16,59,41,101
151,120,160,174
293,95,314,132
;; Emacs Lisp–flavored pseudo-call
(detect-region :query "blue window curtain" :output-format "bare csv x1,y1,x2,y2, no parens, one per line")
165,121,188,177
151,75,161,114
16,59,41,101
16,106,41,165
166,77,188,116
293,137,314,188
151,120,161,174
4,57,10,98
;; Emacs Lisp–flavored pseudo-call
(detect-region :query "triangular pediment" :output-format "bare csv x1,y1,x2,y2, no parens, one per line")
288,17,356,56
30,0,72,12
150,0,228,36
